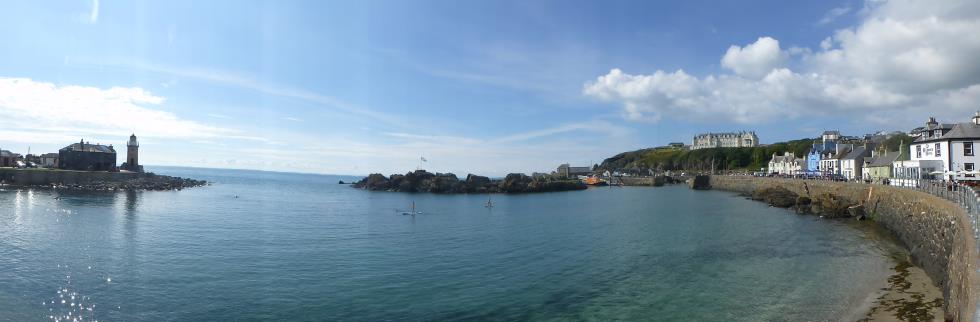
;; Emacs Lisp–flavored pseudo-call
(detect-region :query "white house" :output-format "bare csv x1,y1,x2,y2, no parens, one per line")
768,152,804,175
907,112,980,181
819,143,853,176
840,146,873,180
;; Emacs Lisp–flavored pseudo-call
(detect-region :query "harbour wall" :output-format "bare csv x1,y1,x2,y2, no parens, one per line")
0,168,140,185
708,176,979,321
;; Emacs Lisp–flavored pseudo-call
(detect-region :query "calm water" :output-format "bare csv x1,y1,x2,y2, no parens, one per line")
0,167,900,321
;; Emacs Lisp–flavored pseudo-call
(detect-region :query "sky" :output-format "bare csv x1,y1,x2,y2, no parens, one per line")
0,0,978,176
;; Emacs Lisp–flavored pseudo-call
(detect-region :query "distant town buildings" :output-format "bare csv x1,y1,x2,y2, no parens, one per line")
691,131,758,150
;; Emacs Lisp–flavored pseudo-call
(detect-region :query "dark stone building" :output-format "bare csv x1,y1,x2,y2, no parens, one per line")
58,140,117,171
0,150,19,167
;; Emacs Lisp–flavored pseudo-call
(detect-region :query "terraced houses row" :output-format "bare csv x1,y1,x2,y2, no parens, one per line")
768,112,980,183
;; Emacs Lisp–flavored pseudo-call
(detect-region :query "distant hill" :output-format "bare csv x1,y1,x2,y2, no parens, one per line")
598,133,913,173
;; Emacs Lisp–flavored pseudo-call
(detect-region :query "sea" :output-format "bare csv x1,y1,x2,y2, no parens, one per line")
0,166,903,321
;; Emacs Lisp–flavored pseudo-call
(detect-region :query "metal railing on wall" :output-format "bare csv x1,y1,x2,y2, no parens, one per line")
891,178,980,247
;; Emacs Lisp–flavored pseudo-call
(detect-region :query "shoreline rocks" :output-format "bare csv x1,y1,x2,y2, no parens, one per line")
748,186,869,219
352,170,587,194
2,172,207,191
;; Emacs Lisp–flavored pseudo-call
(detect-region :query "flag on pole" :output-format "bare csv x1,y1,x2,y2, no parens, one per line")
421,157,427,162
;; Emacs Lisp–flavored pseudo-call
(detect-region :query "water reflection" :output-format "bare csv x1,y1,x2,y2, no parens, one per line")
46,272,97,322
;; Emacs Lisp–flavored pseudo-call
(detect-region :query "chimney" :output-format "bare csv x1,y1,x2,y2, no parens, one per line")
972,111,980,125
927,117,938,127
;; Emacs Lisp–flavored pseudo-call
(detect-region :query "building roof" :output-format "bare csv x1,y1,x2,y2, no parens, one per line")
769,152,802,164
0,150,15,157
822,130,840,136
938,122,980,140
842,147,867,160
41,153,59,158
914,122,980,143
867,151,902,167
61,142,115,153
694,131,756,138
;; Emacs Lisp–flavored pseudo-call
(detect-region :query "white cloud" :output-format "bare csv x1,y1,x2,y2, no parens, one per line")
0,77,233,141
720,37,787,78
89,0,99,24
585,0,980,125
819,6,851,25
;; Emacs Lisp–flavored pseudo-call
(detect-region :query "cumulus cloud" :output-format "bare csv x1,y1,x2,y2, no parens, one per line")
721,37,788,78
585,0,980,125
0,77,233,142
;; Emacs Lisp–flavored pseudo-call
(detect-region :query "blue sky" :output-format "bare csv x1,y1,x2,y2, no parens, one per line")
1,0,978,175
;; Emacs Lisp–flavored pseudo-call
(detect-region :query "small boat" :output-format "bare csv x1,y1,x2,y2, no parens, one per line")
401,201,421,216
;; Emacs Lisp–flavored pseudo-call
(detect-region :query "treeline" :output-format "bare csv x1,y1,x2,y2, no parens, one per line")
599,133,912,173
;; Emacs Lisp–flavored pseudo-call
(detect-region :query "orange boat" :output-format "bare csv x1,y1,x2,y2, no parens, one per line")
584,176,608,186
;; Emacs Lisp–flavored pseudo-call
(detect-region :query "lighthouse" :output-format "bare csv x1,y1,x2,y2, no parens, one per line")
124,133,142,172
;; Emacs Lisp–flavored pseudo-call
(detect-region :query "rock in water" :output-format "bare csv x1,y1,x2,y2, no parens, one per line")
352,170,584,194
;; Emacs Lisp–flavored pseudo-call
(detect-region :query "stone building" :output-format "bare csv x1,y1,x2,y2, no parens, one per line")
0,149,19,167
556,163,592,179
58,140,117,171
40,153,59,168
691,131,758,150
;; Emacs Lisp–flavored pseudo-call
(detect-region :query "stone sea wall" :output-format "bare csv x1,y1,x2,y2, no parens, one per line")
708,176,979,322
0,168,206,191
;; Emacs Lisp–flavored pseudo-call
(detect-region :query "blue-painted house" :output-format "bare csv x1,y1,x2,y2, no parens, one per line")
805,131,840,175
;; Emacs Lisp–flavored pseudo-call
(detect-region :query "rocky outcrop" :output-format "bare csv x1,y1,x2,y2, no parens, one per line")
751,187,799,208
352,170,587,194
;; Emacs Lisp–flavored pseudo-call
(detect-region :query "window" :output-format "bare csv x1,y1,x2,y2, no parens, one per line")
965,142,974,156
966,163,975,178
916,145,922,158
935,143,941,157
934,130,941,137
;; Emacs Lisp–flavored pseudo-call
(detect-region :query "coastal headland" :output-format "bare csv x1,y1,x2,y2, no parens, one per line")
353,170,587,193
0,168,206,191
702,175,979,322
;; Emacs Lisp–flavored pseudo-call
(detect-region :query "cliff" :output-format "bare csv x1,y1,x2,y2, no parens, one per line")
352,170,587,194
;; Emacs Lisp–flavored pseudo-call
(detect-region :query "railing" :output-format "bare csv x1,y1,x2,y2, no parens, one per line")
888,178,980,247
